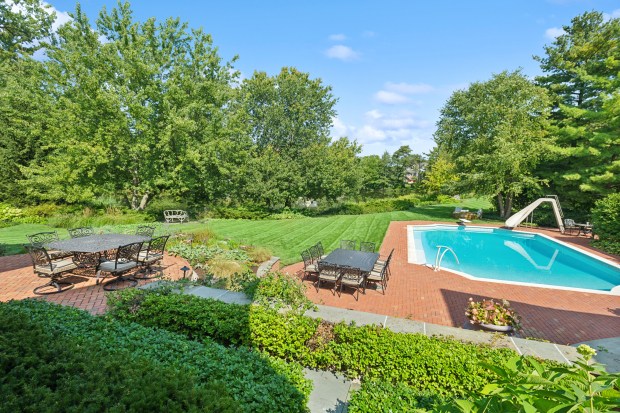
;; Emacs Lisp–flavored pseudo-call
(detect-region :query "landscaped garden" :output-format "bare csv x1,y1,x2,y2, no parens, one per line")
2,0,620,411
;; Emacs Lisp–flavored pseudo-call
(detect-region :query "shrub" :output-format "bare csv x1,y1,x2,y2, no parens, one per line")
144,196,188,221
249,272,315,314
108,288,523,397
3,299,310,413
592,193,620,254
0,301,239,413
439,346,620,412
348,380,443,413
247,245,273,263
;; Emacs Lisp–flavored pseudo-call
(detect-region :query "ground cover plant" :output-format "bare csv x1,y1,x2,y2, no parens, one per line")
0,303,239,413
108,287,523,398
1,300,311,413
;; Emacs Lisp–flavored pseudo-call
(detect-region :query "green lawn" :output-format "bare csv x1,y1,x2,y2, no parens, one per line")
1,199,498,265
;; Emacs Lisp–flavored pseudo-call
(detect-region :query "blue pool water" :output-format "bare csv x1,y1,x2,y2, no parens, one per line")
412,225,620,292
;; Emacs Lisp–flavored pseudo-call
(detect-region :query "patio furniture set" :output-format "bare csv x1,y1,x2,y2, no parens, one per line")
301,240,394,300
563,218,594,237
25,225,169,294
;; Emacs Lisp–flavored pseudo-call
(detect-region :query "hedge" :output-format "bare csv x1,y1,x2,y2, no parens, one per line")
592,193,620,254
347,380,443,412
1,300,311,413
108,288,521,397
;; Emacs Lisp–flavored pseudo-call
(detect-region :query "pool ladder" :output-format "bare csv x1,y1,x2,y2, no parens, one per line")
434,246,459,272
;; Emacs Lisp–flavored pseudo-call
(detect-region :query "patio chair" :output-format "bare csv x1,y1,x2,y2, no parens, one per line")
340,239,356,250
301,249,318,280
27,231,72,259
374,248,394,280
135,225,156,238
136,235,170,279
339,265,365,300
309,244,322,263
359,242,375,253
98,241,143,291
315,241,328,259
564,219,578,235
25,245,76,295
68,226,95,238
316,261,341,294
366,262,388,294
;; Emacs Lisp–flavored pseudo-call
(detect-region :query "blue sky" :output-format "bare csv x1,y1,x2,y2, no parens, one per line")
46,0,620,156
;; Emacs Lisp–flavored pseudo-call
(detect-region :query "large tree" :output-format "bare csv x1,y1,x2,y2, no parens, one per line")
434,70,552,219
534,11,620,211
0,0,55,202
21,2,238,209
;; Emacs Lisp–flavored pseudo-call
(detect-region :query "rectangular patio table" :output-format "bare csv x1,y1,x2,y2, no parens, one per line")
46,233,149,254
46,233,150,283
321,248,379,273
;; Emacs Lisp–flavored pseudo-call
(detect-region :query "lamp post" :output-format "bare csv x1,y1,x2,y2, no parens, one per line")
180,265,190,279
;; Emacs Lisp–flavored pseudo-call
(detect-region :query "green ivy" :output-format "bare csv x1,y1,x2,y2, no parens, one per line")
108,288,522,398
2,300,311,413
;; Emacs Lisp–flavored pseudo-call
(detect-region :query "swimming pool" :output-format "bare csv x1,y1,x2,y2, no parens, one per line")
408,225,620,294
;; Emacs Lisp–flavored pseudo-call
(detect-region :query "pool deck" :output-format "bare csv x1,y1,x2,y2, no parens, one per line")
282,221,620,345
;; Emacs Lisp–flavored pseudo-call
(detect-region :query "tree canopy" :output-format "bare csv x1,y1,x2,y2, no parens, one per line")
434,70,552,218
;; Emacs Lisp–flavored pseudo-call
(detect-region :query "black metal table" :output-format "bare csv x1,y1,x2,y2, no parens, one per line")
321,248,379,273
46,234,150,282
47,234,149,253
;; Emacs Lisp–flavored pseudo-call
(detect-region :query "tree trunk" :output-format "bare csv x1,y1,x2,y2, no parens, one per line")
496,194,505,218
138,193,149,210
504,194,513,220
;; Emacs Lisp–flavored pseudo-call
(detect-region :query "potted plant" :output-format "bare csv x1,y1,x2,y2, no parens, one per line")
465,297,522,332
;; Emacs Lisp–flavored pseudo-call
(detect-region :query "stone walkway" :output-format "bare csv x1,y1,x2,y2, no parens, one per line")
282,221,620,345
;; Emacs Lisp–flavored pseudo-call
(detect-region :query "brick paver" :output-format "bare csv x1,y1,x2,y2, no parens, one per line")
283,221,620,345
0,252,189,315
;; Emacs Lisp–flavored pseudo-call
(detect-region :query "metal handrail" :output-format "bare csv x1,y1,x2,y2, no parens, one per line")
434,245,459,272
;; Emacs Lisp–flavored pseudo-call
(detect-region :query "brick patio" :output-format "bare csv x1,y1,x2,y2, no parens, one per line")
282,221,620,345
0,253,189,315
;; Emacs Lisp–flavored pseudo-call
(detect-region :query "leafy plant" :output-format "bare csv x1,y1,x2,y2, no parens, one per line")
4,299,310,413
250,272,315,314
465,297,522,331
592,193,620,254
108,288,523,397
348,379,443,412
440,345,620,412
247,245,273,263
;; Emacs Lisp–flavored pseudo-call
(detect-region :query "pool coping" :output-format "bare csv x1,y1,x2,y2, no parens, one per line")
407,224,620,296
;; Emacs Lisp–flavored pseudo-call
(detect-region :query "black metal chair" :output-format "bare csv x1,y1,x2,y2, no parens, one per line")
359,242,375,253
374,248,394,280
340,239,356,250
135,225,156,238
316,261,341,295
27,231,72,259
25,245,76,295
68,226,95,238
316,241,327,259
301,249,318,280
366,262,388,294
339,265,365,301
136,235,170,279
98,241,143,291
309,244,322,263
564,219,578,235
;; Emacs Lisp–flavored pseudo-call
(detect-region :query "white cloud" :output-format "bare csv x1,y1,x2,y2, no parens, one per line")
386,82,434,94
47,3,72,32
603,9,620,20
328,33,346,41
325,44,360,61
362,30,376,38
374,90,410,104
545,27,565,40
356,125,387,143
331,116,349,137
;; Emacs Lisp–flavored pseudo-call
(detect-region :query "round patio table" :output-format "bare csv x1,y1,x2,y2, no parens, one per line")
47,233,149,253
